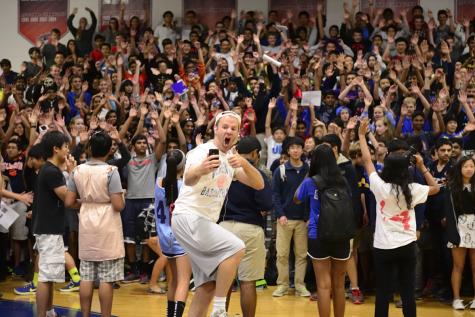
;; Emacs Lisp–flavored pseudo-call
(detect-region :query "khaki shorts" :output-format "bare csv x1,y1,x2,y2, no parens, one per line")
10,202,28,241
35,234,65,283
220,221,266,282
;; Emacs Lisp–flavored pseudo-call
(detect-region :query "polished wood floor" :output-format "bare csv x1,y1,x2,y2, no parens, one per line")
0,278,469,316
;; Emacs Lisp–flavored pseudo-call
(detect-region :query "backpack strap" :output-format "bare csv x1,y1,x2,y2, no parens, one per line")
312,175,326,190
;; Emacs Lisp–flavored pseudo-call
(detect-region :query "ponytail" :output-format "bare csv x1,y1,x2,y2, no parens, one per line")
164,156,178,206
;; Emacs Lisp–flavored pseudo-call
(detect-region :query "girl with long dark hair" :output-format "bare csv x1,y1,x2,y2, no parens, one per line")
154,149,191,317
358,119,439,317
294,144,351,317
446,156,475,310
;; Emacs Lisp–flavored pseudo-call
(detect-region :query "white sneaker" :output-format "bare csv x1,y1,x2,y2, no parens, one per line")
210,308,228,317
470,299,475,309
272,285,289,297
46,309,57,317
452,298,465,310
295,284,311,297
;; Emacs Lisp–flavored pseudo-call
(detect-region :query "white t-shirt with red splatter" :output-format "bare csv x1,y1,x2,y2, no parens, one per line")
369,172,430,250
173,141,237,223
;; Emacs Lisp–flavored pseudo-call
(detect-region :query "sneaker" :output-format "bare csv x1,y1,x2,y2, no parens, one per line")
469,300,475,309
139,273,150,284
345,288,351,299
148,285,166,294
189,278,196,292
59,280,80,292
452,299,465,310
46,308,57,317
159,271,167,282
395,299,403,308
295,285,311,297
349,288,364,304
122,272,140,284
310,292,318,301
272,285,289,297
210,308,228,317
422,279,433,297
14,282,36,295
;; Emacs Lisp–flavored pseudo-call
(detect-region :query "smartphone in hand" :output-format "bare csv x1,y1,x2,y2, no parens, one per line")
208,149,219,160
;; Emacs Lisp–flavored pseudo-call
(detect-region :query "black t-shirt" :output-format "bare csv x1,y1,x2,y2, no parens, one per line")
426,160,452,222
32,161,66,235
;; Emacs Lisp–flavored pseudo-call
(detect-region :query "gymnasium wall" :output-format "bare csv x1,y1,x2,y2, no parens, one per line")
0,0,454,69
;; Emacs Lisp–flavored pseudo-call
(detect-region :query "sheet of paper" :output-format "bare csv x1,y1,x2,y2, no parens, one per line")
301,91,322,107
0,203,19,231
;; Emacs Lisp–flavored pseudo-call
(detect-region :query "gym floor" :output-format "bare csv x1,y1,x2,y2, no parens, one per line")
0,278,467,316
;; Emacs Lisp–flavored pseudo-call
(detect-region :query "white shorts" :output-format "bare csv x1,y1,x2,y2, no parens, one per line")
171,213,245,288
35,234,65,283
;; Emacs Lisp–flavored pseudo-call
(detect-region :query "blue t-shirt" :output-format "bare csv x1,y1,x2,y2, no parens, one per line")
296,177,320,239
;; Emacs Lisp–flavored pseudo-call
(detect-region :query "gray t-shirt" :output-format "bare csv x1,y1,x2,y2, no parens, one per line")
67,161,123,195
126,153,159,199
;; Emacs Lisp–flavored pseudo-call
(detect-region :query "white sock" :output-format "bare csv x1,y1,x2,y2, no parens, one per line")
211,297,226,313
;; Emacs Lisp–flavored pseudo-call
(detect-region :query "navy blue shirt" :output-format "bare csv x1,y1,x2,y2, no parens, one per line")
219,169,273,228
272,161,309,220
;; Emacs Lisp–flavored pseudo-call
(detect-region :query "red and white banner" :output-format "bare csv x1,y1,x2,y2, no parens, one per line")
360,0,420,17
455,0,475,22
269,0,326,23
99,0,151,31
18,0,69,44
183,0,236,29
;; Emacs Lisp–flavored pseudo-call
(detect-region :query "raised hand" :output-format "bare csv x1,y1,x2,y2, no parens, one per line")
290,98,298,111
70,126,78,138
458,89,468,104
140,105,149,117
439,87,448,100
54,114,65,128
424,63,433,78
171,112,180,124
268,97,277,109
388,84,398,95
150,110,159,120
358,118,369,136
129,107,138,118
347,116,358,130
28,111,38,125
410,83,421,95
163,108,172,119
65,154,77,173
465,122,475,133
364,96,373,107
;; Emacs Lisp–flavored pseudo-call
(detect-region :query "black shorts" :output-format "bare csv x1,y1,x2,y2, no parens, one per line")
308,238,351,261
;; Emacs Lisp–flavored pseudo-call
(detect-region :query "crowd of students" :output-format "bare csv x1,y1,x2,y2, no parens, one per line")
1,2,475,317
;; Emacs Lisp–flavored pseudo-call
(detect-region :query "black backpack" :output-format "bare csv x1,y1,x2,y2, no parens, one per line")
312,175,356,242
